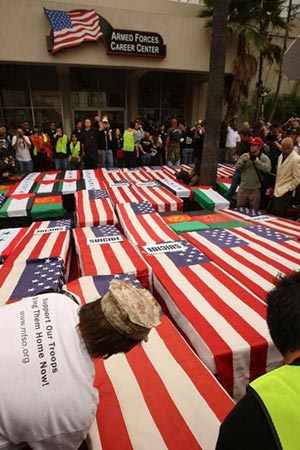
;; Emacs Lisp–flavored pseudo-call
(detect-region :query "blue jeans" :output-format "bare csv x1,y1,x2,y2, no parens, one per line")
166,158,180,169
55,158,68,171
101,149,114,168
182,148,194,166
228,169,241,199
17,160,33,174
141,153,152,166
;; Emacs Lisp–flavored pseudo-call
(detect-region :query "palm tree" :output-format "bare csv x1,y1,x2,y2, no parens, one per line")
199,0,287,120
199,0,229,185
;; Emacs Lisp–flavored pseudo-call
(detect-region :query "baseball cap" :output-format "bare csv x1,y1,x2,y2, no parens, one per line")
101,280,161,341
251,137,263,146
102,116,109,123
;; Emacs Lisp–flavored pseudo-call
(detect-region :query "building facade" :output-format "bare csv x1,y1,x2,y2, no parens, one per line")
0,0,239,134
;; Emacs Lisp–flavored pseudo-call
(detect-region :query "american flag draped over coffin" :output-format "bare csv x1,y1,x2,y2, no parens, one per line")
139,239,282,400
72,225,152,289
75,190,118,228
220,207,300,239
0,257,65,305
116,202,181,246
183,227,300,300
64,274,235,450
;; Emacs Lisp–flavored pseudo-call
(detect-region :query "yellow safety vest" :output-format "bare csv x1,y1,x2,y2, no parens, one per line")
251,365,300,450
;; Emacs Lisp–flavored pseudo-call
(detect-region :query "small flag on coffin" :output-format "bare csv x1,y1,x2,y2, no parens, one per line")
9,257,65,301
65,275,236,450
75,189,117,227
30,195,65,220
183,227,296,300
64,273,144,305
116,201,181,246
0,193,35,218
193,187,230,211
0,227,29,260
72,226,152,289
221,207,300,239
140,239,282,399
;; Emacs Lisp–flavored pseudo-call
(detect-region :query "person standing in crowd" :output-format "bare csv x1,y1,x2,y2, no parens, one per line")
0,280,161,450
138,131,153,166
265,124,283,187
99,117,113,168
218,119,228,163
165,118,181,168
81,118,100,170
45,121,57,147
72,120,84,142
133,120,144,166
227,128,253,203
111,128,124,168
159,124,167,165
22,120,33,137
271,137,300,217
181,125,194,167
0,126,15,179
123,121,136,168
216,271,300,450
68,133,82,170
193,121,205,174
30,127,52,172
151,130,163,166
53,126,69,171
225,120,241,163
235,136,271,210
12,128,33,174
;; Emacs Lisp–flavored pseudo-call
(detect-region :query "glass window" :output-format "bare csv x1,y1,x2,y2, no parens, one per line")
3,109,33,130
29,66,60,107
138,72,160,108
0,65,30,107
34,108,62,129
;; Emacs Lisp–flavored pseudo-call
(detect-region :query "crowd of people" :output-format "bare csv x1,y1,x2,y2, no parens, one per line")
221,116,300,218
0,116,205,176
1,113,300,218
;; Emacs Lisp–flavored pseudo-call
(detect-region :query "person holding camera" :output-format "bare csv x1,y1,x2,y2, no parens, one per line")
12,128,33,174
235,136,271,211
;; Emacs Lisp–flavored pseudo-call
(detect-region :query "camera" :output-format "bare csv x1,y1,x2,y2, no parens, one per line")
250,152,256,161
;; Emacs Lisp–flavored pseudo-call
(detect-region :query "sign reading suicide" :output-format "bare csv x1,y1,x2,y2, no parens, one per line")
44,8,166,58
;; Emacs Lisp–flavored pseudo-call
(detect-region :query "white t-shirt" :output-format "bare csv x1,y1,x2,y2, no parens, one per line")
225,127,241,148
12,135,32,162
0,293,99,450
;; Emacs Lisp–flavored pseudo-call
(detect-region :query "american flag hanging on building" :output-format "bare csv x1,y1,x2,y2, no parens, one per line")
44,8,102,54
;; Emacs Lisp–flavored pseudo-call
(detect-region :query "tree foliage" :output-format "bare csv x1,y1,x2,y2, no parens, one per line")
199,0,287,118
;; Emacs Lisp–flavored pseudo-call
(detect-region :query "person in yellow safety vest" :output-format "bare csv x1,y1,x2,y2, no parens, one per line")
30,127,53,171
68,133,82,170
216,271,300,450
53,126,69,171
123,121,136,169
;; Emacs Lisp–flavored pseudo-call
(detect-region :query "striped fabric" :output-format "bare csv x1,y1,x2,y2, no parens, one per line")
65,275,235,450
183,228,299,301
72,226,152,289
220,208,300,239
116,202,181,246
0,227,29,260
75,190,117,227
0,193,35,217
217,164,235,178
139,240,282,400
9,173,40,194
193,188,230,211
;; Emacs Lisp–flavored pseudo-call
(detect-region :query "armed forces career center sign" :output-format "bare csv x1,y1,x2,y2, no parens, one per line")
44,7,166,58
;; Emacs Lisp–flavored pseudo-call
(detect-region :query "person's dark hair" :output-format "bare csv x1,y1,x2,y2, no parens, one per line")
129,121,135,128
267,271,300,355
78,299,139,359
239,128,252,137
